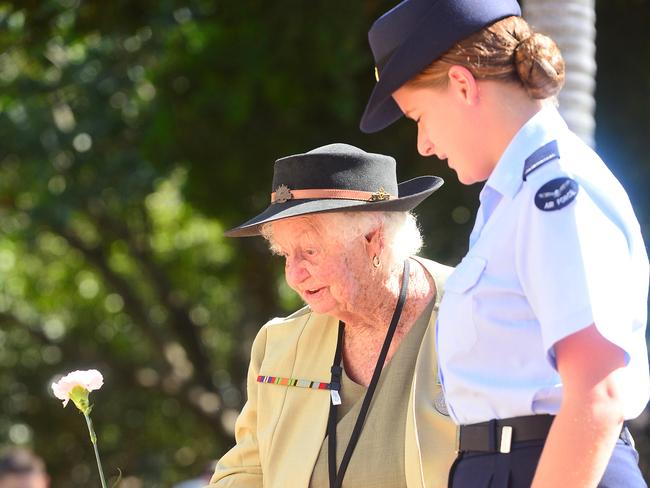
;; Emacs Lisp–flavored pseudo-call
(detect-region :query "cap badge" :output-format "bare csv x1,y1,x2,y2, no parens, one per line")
374,66,380,82
368,187,390,202
275,185,293,203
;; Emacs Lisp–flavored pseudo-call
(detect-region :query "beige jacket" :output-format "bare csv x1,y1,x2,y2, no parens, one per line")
209,257,458,488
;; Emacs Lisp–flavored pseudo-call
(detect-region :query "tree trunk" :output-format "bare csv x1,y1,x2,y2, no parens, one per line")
523,0,597,147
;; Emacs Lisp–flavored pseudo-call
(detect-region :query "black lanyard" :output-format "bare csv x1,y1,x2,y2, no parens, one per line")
327,259,410,488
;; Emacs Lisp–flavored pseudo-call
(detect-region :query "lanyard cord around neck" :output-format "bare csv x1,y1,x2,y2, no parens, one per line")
327,258,410,488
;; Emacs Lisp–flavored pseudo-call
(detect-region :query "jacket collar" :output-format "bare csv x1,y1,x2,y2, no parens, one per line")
484,104,568,200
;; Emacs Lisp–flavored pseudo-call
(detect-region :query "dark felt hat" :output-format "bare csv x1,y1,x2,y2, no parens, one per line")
360,0,521,133
225,143,443,237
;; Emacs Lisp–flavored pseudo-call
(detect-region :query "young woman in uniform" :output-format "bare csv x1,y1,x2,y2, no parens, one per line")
360,1,649,486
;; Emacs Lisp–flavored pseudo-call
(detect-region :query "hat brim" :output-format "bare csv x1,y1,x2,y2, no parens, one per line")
224,175,443,237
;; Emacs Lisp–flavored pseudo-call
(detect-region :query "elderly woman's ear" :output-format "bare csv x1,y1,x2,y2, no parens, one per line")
364,223,385,264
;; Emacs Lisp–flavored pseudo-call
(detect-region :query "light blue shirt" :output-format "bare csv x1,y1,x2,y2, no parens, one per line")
437,105,650,425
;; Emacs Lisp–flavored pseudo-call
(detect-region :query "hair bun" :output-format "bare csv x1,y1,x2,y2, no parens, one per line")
514,33,565,99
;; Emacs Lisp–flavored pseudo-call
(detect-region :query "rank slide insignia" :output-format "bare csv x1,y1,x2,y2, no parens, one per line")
534,177,579,211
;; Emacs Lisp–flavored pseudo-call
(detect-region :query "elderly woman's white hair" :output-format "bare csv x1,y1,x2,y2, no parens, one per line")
261,210,423,269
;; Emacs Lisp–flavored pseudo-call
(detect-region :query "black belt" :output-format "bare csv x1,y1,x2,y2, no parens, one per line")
458,415,629,454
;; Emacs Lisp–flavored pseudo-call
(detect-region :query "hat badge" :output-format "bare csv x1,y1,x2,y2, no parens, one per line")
274,184,293,203
368,187,390,202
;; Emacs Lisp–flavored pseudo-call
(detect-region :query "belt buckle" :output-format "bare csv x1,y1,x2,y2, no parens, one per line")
499,426,512,454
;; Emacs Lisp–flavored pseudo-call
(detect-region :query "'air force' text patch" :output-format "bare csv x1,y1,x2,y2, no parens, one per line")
534,177,579,211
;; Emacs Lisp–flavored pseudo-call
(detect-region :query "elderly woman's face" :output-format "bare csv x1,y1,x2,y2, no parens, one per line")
270,215,374,316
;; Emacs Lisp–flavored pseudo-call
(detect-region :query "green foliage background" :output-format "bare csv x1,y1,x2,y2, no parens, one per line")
0,0,648,486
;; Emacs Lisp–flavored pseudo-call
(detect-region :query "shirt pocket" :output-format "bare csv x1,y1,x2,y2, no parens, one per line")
446,256,486,293
440,256,487,353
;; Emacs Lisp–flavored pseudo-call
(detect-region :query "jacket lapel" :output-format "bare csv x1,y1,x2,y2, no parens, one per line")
405,257,458,488
257,311,339,488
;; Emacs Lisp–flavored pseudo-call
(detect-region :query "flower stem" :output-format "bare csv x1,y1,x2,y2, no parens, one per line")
84,412,108,488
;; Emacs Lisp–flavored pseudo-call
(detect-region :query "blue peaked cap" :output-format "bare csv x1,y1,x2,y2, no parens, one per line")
360,0,521,133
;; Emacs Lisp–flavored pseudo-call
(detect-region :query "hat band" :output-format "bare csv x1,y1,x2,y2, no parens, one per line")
271,186,397,204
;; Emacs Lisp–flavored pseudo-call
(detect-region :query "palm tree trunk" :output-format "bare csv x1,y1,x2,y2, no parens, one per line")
523,0,597,147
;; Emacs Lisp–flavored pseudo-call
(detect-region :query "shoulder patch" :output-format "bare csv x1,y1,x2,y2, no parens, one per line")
534,177,579,211
523,140,560,180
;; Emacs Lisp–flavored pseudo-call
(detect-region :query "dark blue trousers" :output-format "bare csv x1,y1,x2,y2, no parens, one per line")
449,435,647,488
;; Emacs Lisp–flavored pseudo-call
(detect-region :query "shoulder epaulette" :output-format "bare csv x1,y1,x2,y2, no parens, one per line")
523,140,560,181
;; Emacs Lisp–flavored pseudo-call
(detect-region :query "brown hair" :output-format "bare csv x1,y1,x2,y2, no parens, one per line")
407,16,565,99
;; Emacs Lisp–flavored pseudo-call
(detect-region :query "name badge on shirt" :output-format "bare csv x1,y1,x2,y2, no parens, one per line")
534,177,579,211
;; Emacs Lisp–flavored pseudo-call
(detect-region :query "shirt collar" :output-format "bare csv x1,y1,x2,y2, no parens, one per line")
483,104,568,200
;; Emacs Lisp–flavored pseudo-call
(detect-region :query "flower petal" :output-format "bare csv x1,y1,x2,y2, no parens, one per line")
51,369,104,407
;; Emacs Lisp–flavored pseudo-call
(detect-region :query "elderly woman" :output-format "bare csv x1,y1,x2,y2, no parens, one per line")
209,143,457,488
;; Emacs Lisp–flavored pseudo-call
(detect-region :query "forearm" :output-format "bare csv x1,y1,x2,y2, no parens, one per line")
532,324,626,488
531,393,623,487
